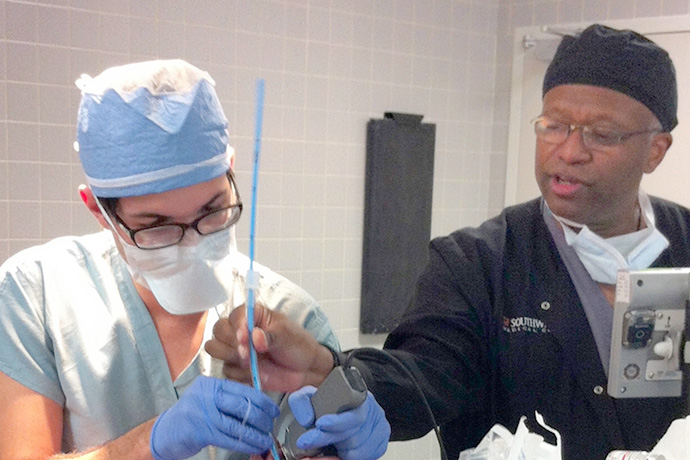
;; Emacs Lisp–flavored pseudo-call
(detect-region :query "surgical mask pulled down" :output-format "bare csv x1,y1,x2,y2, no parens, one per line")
549,191,669,285
96,198,237,315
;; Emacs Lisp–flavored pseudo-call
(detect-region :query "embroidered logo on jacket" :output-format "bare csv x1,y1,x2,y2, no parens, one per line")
503,316,550,334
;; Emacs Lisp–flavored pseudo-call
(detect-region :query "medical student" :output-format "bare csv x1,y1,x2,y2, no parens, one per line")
0,59,388,460
205,24,690,460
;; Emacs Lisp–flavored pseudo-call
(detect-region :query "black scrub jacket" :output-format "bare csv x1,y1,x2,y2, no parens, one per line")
349,197,690,460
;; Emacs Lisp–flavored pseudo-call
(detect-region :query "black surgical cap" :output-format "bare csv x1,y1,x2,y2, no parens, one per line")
542,24,677,132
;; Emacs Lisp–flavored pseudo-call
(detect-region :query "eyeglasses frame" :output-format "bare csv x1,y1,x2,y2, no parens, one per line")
531,116,661,150
105,171,243,250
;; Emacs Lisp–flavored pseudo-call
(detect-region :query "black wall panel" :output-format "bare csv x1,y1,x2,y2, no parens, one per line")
360,112,436,333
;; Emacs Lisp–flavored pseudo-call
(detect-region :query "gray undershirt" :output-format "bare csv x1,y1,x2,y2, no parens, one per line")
542,201,613,376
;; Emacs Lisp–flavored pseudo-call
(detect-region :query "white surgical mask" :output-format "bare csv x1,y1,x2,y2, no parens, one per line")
123,228,237,314
550,191,669,285
96,198,237,315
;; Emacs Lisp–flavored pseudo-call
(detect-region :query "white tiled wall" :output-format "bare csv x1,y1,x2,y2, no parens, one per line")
2,1,690,459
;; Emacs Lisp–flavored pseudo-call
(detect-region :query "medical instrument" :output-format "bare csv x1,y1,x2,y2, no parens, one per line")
608,268,690,399
273,365,368,460
246,79,264,389
246,78,282,460
342,348,449,460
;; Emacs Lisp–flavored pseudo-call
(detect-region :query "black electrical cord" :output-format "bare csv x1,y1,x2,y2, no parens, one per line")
344,347,449,460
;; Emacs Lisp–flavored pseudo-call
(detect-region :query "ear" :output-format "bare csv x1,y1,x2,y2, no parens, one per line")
78,185,110,229
644,132,672,174
228,146,236,170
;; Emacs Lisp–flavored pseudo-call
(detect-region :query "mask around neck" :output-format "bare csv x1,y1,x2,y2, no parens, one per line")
548,191,669,284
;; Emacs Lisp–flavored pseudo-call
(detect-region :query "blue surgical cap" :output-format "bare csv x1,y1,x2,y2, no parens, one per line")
75,59,231,197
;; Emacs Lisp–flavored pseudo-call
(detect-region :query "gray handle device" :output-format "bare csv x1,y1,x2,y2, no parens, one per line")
273,365,368,460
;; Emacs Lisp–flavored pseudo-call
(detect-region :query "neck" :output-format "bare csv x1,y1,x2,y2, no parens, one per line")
584,203,643,239
133,280,208,380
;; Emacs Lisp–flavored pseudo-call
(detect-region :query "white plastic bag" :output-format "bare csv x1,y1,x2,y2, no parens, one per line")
649,415,689,460
459,412,562,460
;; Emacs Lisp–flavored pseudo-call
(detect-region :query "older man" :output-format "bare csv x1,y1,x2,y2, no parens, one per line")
206,24,690,460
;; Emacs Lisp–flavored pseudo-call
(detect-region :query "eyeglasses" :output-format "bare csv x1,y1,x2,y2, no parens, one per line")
109,172,243,250
532,116,660,150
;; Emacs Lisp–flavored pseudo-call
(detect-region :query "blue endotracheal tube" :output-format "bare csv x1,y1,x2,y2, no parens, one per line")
246,78,281,460
247,78,264,392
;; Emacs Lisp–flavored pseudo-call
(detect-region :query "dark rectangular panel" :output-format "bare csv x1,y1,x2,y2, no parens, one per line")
360,112,435,333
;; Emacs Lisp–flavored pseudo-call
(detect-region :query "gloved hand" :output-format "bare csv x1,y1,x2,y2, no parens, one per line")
150,375,280,460
288,386,391,460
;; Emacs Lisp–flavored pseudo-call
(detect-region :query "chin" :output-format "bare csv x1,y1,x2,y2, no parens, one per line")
544,196,582,221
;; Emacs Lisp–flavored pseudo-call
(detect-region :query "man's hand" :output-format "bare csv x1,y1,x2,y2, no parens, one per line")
204,303,334,393
150,376,279,460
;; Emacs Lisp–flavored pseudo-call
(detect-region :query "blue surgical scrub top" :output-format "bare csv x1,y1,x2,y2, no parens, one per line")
0,231,339,459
